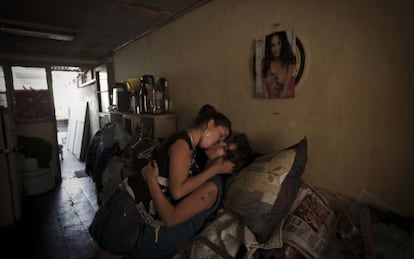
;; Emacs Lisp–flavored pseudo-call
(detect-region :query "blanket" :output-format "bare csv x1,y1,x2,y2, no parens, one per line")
173,210,283,259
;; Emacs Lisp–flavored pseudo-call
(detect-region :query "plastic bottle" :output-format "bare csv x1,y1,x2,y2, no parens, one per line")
163,80,170,113
153,77,164,114
142,75,155,113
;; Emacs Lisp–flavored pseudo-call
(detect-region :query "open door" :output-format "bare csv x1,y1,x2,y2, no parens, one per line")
10,66,60,187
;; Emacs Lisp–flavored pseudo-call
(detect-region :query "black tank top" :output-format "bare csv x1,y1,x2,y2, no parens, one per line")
152,130,201,204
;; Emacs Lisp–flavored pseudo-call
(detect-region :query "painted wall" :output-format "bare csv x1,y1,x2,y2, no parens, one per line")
112,0,414,216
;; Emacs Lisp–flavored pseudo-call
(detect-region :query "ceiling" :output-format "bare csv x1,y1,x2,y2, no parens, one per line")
0,0,209,65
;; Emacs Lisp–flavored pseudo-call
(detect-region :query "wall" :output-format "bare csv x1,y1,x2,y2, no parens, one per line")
112,0,414,216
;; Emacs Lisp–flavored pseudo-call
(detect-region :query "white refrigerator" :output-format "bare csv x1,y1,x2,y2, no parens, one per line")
0,108,22,227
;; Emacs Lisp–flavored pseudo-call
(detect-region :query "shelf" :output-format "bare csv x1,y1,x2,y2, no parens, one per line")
109,112,177,139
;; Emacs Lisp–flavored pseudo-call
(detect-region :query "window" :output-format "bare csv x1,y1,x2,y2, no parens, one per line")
12,66,48,90
96,69,109,113
11,66,53,121
0,66,7,108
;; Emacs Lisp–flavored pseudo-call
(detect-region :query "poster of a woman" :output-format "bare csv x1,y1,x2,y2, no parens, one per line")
255,29,296,99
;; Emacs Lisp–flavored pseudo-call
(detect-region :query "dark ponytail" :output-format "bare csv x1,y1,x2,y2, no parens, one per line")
194,104,232,136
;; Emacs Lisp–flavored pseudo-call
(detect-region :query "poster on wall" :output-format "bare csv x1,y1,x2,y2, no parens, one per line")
254,29,299,99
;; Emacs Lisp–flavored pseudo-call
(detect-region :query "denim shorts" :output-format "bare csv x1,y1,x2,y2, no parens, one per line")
89,188,144,256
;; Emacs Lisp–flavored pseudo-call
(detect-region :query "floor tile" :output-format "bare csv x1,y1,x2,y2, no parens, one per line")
0,143,99,259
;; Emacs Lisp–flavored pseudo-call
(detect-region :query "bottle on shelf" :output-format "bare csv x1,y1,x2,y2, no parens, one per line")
163,79,170,113
153,77,164,114
142,75,155,114
139,77,148,114
130,91,138,114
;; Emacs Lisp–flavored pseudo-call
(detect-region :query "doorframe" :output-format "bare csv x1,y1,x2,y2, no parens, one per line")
1,63,61,182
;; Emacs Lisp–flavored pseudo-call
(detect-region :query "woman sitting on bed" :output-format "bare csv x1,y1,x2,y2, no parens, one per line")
91,132,254,259
126,133,254,259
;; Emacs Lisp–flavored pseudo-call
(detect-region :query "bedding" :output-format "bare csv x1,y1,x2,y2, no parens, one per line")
223,137,308,243
172,209,285,259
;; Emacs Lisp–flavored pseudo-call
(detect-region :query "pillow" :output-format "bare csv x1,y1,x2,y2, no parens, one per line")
223,137,308,243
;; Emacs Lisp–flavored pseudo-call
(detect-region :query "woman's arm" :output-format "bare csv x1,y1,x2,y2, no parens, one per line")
144,161,219,227
167,139,233,200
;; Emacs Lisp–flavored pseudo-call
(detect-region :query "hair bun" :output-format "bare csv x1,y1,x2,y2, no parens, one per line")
194,104,231,133
198,104,216,117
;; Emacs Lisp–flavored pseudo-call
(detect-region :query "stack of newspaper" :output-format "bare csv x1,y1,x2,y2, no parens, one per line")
282,184,370,258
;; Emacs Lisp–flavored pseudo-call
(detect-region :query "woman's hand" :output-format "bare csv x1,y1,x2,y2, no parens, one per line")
142,160,159,183
208,156,235,175
144,160,220,227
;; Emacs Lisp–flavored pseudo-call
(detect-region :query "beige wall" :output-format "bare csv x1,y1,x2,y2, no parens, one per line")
113,0,414,216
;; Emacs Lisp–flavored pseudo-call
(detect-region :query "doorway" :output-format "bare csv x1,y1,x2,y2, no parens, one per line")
51,65,109,163
8,65,57,194
51,67,79,157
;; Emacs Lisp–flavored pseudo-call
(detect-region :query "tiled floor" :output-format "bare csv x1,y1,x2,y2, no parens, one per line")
0,145,99,259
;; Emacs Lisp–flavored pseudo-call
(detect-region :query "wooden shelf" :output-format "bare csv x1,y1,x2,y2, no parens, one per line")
109,112,177,139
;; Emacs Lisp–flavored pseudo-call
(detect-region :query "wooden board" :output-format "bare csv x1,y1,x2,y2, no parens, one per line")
66,102,88,160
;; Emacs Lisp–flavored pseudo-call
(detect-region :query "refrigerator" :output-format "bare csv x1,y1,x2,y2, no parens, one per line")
0,108,22,227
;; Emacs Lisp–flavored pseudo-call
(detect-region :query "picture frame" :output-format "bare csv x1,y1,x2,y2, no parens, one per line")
294,37,305,87
77,68,96,88
254,29,305,99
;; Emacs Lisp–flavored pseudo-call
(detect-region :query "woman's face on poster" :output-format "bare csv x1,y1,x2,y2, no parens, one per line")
270,35,282,57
